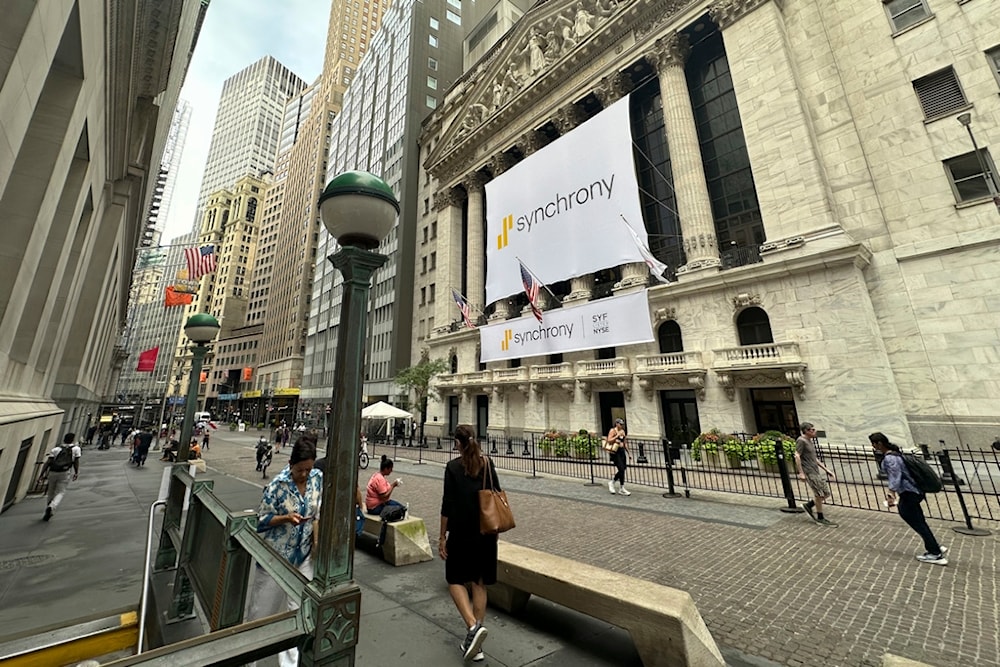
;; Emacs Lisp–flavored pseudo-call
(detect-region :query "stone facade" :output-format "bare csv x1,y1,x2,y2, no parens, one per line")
412,0,1000,447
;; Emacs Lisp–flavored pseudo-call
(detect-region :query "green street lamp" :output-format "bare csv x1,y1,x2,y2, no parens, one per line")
155,312,220,572
306,172,398,663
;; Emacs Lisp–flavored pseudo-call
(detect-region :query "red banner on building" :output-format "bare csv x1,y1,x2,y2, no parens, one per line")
136,346,159,372
243,367,253,381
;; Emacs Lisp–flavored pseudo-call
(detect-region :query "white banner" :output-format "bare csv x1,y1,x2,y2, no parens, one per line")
485,95,646,304
479,290,653,363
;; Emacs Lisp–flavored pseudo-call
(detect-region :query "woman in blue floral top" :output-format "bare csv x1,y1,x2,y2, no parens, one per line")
247,435,322,667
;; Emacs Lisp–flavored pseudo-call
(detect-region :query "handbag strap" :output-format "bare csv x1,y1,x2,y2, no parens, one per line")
481,456,494,492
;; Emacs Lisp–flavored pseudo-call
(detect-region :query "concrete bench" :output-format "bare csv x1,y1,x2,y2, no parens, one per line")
361,512,433,566
488,541,724,667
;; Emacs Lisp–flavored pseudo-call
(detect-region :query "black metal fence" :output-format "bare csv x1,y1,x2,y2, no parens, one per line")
375,434,999,531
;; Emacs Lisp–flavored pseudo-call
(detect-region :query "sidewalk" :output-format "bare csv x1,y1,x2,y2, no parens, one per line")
0,443,771,666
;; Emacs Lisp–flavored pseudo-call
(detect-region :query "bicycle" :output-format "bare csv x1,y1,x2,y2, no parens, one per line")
359,450,369,469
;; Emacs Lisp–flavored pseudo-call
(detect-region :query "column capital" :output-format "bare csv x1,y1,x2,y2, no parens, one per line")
516,129,550,157
709,0,778,30
489,152,518,177
433,187,465,211
593,71,634,108
644,32,690,72
553,103,588,134
462,171,490,193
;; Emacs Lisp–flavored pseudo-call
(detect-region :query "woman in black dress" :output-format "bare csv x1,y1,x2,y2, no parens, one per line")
439,424,500,662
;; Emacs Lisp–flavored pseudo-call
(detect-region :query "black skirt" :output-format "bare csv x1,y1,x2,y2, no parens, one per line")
444,530,498,585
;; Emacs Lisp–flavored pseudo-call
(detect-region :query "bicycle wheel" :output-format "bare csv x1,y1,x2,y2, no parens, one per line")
358,452,369,469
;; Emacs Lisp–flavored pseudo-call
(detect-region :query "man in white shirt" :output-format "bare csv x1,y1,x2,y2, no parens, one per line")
38,432,81,521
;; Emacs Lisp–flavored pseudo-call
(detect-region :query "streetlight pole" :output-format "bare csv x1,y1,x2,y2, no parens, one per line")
303,171,398,665
957,112,1000,216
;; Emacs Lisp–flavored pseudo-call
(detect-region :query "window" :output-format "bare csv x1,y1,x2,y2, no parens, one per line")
913,67,967,120
988,47,1000,88
421,256,427,274
423,198,429,214
428,34,438,47
944,150,999,203
736,307,774,346
446,9,461,25
884,0,930,32
429,17,439,30
427,76,438,90
426,95,437,109
658,321,683,353
428,57,438,71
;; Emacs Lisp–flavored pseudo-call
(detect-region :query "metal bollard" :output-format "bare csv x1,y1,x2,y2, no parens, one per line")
490,436,498,455
636,441,648,464
937,440,964,485
938,449,989,536
776,440,804,513
662,439,681,498
505,438,514,455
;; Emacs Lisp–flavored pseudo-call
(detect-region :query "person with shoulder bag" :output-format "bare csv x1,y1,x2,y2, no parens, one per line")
38,432,81,521
605,419,631,496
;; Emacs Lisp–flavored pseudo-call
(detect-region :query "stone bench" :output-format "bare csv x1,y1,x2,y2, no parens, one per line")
361,512,433,566
488,541,724,667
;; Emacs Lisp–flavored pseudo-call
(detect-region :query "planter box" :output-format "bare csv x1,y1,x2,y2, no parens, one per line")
702,451,724,467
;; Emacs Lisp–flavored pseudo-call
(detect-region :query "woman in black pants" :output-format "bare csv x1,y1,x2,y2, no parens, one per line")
606,418,632,496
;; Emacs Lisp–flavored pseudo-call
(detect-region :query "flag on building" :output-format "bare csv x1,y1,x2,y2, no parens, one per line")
136,346,159,372
451,288,476,328
243,367,253,381
164,285,194,307
620,215,670,283
519,260,544,323
184,245,217,280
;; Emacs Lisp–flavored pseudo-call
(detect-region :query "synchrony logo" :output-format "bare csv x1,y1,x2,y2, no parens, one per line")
500,323,575,351
496,174,616,250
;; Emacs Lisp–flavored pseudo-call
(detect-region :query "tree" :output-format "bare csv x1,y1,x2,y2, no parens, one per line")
395,350,449,446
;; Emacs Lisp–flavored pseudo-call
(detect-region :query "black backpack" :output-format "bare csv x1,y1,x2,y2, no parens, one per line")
50,446,75,473
380,505,407,523
900,453,943,493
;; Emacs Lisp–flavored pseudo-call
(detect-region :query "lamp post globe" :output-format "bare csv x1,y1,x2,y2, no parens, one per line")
184,312,221,344
319,170,400,249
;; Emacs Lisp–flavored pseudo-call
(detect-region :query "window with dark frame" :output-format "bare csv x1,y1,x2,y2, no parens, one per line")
944,150,999,203
883,0,930,33
987,47,1000,88
912,67,967,120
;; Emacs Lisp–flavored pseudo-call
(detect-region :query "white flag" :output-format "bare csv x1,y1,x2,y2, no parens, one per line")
620,216,670,283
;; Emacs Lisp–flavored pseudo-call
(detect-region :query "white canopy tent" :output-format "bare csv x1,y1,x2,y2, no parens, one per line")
361,401,412,419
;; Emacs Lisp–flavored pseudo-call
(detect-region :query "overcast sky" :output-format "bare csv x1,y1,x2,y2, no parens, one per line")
163,0,331,242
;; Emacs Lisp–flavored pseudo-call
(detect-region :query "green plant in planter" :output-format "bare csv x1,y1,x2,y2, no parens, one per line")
691,429,724,462
540,430,566,456
755,431,796,466
571,430,597,459
722,436,753,462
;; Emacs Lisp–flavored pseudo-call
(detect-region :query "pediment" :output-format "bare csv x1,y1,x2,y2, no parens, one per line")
425,0,628,173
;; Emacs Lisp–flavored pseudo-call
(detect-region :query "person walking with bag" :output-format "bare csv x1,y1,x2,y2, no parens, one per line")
440,424,501,662
38,433,81,521
605,418,631,496
869,432,948,566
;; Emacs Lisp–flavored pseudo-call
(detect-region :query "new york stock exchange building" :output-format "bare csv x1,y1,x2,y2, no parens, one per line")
411,0,1000,448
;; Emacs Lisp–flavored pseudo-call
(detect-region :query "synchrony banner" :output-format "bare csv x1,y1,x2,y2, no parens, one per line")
479,289,653,363
485,95,646,304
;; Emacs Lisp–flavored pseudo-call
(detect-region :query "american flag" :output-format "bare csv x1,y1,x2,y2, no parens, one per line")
184,245,217,280
451,288,476,328
519,260,543,323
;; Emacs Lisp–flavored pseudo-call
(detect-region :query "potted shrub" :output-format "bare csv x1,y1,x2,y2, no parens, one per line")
755,431,796,474
692,429,724,465
722,435,752,468
571,429,597,459
540,430,565,457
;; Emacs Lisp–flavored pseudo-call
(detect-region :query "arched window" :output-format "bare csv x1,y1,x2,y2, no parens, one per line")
450,355,458,373
736,307,773,345
658,321,683,353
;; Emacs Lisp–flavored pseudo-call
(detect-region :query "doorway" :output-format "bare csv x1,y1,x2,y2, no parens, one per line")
750,388,798,437
475,395,489,440
2,438,33,512
598,391,626,435
447,396,459,437
659,390,700,446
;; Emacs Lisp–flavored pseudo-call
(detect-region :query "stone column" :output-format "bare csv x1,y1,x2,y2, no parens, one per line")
516,129,550,157
555,103,596,304
464,172,488,313
646,32,720,275
488,152,519,321
432,187,465,334
565,274,594,303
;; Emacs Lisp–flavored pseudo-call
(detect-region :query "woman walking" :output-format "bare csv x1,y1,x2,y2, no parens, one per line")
440,424,501,662
247,435,322,666
869,432,948,566
606,418,631,496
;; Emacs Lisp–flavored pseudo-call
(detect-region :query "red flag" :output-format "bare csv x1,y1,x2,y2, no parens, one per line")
165,285,194,307
136,347,159,372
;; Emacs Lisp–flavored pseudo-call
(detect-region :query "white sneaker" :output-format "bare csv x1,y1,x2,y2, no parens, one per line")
916,552,948,566
608,480,616,495
619,487,631,496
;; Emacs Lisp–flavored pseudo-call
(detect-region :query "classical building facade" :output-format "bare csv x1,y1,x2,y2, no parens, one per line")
0,0,207,509
415,0,1000,446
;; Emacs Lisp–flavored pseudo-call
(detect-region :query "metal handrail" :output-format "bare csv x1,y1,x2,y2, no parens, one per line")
137,499,167,654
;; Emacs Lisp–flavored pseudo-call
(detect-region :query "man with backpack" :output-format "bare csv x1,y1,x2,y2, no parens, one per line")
869,432,947,566
38,433,81,521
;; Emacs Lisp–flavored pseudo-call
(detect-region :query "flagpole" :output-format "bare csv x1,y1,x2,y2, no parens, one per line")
514,256,561,304
448,285,487,318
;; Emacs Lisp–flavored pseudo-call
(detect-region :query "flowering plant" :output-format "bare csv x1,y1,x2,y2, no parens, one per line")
691,429,724,461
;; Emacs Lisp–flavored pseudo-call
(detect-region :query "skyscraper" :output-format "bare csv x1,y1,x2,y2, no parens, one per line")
300,0,465,421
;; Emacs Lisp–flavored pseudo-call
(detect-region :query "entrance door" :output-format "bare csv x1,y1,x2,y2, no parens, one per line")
659,390,700,445
447,396,460,437
2,438,33,512
475,395,489,440
598,391,626,435
750,388,798,437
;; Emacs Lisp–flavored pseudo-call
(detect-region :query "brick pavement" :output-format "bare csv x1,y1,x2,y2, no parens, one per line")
205,429,1000,667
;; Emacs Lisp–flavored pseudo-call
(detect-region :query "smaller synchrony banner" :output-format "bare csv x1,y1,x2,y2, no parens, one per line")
480,290,653,363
